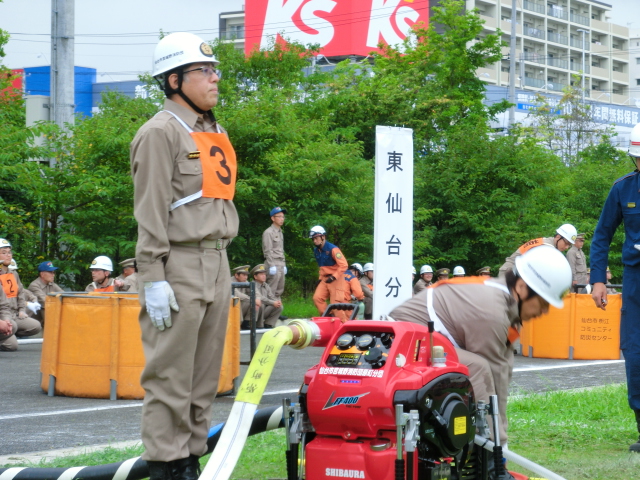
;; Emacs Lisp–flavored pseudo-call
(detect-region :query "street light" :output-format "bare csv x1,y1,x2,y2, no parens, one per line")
543,83,553,93
593,92,611,102
576,29,589,104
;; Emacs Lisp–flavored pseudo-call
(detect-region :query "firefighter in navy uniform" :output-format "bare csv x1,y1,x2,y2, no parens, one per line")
310,226,349,321
590,122,640,453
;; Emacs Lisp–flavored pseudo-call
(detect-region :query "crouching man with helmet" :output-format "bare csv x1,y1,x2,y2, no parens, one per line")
130,32,238,480
390,246,572,476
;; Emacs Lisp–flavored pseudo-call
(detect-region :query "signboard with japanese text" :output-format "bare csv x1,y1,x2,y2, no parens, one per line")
372,126,413,319
244,0,431,57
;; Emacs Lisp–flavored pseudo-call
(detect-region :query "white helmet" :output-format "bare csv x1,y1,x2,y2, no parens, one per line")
514,246,571,309
453,266,465,276
90,256,113,272
350,263,364,275
363,263,374,273
411,266,417,275
309,225,326,238
556,224,577,244
420,265,433,275
629,123,640,157
8,259,17,271
0,238,11,248
152,32,218,78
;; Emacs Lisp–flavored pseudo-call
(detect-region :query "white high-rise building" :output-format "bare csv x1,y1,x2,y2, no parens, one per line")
630,29,640,107
471,0,632,105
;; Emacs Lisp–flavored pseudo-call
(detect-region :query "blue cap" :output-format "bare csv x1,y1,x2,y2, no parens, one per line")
270,206,287,217
38,261,59,272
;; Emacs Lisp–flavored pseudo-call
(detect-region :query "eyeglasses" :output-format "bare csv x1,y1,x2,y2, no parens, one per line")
183,66,222,80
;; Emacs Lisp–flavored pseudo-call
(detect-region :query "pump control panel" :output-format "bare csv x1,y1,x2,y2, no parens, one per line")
325,331,394,369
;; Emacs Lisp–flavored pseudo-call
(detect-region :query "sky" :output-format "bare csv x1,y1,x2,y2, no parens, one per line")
0,0,639,83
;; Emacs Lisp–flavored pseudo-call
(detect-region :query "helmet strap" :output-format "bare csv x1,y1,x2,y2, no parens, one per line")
162,70,216,121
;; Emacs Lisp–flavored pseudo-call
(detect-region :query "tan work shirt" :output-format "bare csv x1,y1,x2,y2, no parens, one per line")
130,99,239,282
0,268,27,316
27,277,64,304
115,272,139,292
85,278,117,293
255,281,278,306
360,276,373,298
499,236,555,276
566,246,588,285
262,224,285,268
231,276,250,301
413,278,431,295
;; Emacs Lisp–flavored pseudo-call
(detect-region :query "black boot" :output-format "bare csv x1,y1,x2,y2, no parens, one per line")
630,410,640,453
487,456,516,480
171,455,201,480
147,461,174,480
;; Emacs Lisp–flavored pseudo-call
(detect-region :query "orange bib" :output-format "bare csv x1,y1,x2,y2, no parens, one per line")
0,273,18,298
190,132,237,200
94,285,115,293
517,238,545,255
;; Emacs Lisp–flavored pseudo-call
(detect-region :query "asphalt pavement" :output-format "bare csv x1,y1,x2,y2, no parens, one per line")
0,330,627,461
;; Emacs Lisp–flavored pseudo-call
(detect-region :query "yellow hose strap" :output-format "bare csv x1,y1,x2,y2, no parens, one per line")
235,326,294,405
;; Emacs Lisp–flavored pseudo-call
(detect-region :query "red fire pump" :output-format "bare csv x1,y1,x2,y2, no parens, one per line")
283,314,523,480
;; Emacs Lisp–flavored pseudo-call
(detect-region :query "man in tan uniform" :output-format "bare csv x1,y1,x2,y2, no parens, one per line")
498,223,577,277
566,233,588,290
0,239,41,351
360,263,374,319
413,265,433,294
262,206,286,301
231,265,260,329
85,256,122,293
390,246,571,453
130,32,239,480
27,261,64,326
0,286,17,350
116,258,139,293
251,264,283,328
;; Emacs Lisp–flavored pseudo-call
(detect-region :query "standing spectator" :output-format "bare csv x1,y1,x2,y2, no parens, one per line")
27,261,64,326
413,265,433,295
262,207,287,301
310,226,349,320
498,224,577,277
0,239,41,351
116,258,139,293
251,264,283,329
566,233,588,290
85,256,121,292
130,32,238,480
589,122,640,453
360,263,374,319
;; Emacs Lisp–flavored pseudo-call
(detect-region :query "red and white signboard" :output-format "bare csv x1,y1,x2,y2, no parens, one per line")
245,0,431,57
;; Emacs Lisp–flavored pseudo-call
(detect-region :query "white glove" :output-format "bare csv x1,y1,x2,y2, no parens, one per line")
269,266,277,275
144,281,179,331
27,302,41,314
283,266,287,275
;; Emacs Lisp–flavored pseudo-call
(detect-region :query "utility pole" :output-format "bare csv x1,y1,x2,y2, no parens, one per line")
508,0,517,129
50,0,75,167
577,28,588,104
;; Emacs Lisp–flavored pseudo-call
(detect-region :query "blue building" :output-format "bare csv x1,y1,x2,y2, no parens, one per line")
23,66,96,118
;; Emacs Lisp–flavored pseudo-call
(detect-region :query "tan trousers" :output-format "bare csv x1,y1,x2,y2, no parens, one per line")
266,264,285,300
139,244,230,462
263,304,283,327
0,317,41,351
456,348,513,444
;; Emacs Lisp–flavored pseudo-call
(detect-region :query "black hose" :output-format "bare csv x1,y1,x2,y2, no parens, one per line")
395,458,405,480
406,451,413,480
285,447,298,480
0,406,284,480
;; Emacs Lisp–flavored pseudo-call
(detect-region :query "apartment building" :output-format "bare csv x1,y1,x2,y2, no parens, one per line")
631,29,640,104
471,0,633,106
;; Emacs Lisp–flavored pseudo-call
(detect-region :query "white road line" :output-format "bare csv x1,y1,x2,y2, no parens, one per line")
0,403,143,421
513,359,624,372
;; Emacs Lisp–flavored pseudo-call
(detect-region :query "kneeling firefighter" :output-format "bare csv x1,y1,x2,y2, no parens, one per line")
390,246,571,475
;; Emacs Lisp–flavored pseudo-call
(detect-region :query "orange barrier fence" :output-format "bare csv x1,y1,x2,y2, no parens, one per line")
520,293,622,360
40,293,241,399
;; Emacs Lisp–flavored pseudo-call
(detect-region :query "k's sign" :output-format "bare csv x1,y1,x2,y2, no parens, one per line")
245,0,431,57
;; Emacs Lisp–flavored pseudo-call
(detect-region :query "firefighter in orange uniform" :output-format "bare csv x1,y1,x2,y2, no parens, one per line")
310,226,349,320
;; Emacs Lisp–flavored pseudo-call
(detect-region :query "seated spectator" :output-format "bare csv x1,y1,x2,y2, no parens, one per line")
116,258,138,293
27,261,64,327
252,264,283,329
0,238,41,351
85,256,121,292
606,266,619,294
231,265,261,330
435,268,450,283
414,265,434,294
476,266,492,278
9,260,40,309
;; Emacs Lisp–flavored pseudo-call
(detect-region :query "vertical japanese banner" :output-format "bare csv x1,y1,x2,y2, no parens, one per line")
372,126,414,319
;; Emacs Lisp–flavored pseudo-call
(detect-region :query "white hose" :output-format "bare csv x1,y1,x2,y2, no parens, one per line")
474,435,567,480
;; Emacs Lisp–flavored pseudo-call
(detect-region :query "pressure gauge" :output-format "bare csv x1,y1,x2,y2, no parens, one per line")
336,333,355,350
356,333,375,350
